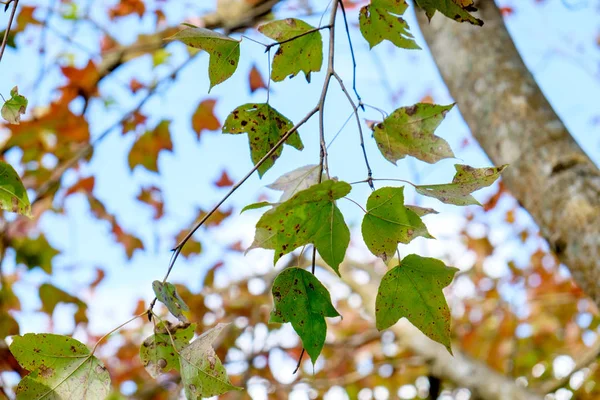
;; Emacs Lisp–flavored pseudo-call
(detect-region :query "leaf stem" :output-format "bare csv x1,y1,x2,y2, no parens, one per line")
264,25,332,52
91,311,146,354
343,196,367,213
350,177,417,188
0,0,18,64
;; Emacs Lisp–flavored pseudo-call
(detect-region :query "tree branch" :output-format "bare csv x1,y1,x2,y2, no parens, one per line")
416,0,600,308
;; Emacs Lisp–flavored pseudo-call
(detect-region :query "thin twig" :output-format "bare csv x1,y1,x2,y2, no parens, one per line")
32,54,199,204
152,107,320,307
332,71,374,190
337,0,363,109
0,0,18,63
294,0,340,373
350,177,417,187
265,25,331,52
91,311,146,354
343,196,367,213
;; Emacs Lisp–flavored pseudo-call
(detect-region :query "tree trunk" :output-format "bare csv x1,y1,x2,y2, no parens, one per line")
416,0,600,308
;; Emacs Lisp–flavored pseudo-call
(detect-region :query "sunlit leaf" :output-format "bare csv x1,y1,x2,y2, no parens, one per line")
259,18,323,82
270,267,340,363
9,333,111,399
359,0,420,49
249,180,351,275
373,103,455,164
267,164,322,202
179,323,241,398
362,187,432,261
1,87,28,124
222,103,303,177
0,161,31,217
415,0,483,26
152,281,190,322
415,164,508,206
169,27,240,90
140,322,195,378
376,254,458,353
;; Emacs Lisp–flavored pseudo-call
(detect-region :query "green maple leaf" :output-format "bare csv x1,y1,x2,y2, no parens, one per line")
359,0,420,49
362,187,433,261
9,333,111,399
140,322,195,378
259,18,323,82
416,164,508,206
270,267,340,364
1,86,28,124
222,103,303,177
179,323,241,398
249,180,351,275
169,27,240,90
376,254,458,354
373,103,455,164
415,0,483,26
0,161,31,217
152,281,190,323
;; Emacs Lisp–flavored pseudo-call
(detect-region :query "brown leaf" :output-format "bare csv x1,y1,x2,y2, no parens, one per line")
248,64,267,93
174,229,202,258
122,110,148,134
136,186,164,219
214,170,234,188
129,78,145,93
191,99,220,140
128,120,173,173
112,223,144,259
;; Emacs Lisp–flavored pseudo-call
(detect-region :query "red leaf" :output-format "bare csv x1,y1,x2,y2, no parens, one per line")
499,6,514,16
214,170,234,188
65,176,95,196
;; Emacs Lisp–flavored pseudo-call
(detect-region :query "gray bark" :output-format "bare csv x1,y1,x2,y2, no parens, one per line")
416,0,600,307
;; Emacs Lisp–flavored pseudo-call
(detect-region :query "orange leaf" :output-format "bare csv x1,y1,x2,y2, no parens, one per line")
129,78,145,93
109,0,145,19
191,99,220,140
60,60,100,103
